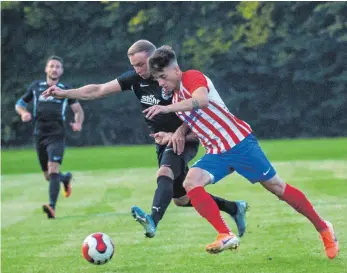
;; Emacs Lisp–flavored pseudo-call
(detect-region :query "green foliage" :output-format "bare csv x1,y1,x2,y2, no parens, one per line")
1,2,347,147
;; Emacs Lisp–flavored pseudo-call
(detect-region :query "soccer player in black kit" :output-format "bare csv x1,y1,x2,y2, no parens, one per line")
15,56,85,219
43,41,248,238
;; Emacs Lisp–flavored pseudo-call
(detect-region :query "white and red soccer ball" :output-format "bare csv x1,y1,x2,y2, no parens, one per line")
82,232,115,265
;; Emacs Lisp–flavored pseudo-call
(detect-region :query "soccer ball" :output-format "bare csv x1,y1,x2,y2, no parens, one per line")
82,232,115,265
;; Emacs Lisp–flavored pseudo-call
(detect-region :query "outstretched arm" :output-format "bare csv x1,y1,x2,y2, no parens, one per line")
143,87,209,119
43,79,122,100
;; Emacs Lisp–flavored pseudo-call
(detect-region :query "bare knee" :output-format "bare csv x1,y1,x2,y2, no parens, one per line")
183,168,211,192
48,162,60,175
157,165,174,180
43,171,50,181
173,195,190,206
260,174,286,197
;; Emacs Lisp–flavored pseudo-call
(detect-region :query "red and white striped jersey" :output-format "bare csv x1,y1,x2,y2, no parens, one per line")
173,70,252,154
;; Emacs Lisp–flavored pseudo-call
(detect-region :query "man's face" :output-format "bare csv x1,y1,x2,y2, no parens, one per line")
129,51,150,79
45,60,63,81
153,66,181,91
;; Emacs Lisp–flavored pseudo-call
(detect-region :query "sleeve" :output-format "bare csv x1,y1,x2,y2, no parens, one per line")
16,81,36,107
117,70,138,91
182,70,209,94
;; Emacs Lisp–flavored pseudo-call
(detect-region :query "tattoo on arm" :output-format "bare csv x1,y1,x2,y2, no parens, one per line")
192,99,200,110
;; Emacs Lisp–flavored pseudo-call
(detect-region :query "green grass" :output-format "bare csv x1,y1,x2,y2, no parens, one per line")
1,139,347,273
2,137,347,175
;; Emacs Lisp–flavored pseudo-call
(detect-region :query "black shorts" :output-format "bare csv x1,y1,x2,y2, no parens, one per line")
35,135,65,171
156,142,199,198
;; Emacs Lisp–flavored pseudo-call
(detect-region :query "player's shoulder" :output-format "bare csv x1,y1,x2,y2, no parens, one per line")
118,70,140,82
183,69,205,78
122,70,138,77
28,79,44,88
182,70,208,91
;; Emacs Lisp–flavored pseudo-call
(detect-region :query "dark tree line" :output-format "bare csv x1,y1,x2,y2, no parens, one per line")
2,1,346,147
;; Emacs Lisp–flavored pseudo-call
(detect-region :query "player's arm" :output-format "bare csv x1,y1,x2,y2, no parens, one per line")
151,131,198,146
174,122,190,135
143,87,209,119
15,100,30,116
167,87,209,112
169,122,191,154
69,102,85,132
43,79,122,100
15,83,34,122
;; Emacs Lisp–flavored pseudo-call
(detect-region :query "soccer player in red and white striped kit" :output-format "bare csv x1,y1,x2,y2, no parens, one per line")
144,45,339,259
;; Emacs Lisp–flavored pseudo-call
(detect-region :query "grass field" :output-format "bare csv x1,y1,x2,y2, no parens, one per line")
1,138,347,273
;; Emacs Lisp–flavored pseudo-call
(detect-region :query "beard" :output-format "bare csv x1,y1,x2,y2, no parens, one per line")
48,75,59,81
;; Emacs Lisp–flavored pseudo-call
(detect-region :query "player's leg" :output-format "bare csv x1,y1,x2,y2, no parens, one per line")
183,157,240,253
148,143,198,227
54,140,72,198
43,171,50,181
59,170,73,194
43,167,71,187
151,166,174,225
35,138,56,218
230,133,338,259
173,168,249,237
261,174,327,231
260,175,338,259
131,164,174,238
36,137,49,180
131,143,197,237
42,137,66,218
170,143,248,235
131,144,175,238
42,162,70,186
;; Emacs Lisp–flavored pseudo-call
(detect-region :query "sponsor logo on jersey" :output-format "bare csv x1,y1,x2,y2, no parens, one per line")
38,94,62,103
140,95,160,105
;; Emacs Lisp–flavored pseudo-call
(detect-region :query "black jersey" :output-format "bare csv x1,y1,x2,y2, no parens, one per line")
117,70,183,133
19,80,78,137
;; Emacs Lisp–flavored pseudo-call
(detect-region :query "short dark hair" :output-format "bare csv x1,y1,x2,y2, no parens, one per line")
127,40,156,56
46,55,63,66
148,45,177,74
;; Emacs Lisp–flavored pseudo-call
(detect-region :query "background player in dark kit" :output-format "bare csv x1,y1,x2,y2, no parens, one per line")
16,56,85,219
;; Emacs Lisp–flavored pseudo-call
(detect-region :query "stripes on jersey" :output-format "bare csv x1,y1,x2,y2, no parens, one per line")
173,70,252,154
61,98,68,120
33,90,37,118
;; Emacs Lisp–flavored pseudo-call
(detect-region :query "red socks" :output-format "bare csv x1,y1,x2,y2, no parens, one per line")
281,183,328,232
187,183,327,235
187,186,230,234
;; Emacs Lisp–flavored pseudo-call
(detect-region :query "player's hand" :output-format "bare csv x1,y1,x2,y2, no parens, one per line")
150,132,173,145
42,85,66,99
143,105,169,120
21,112,32,122
169,129,185,155
70,122,82,132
